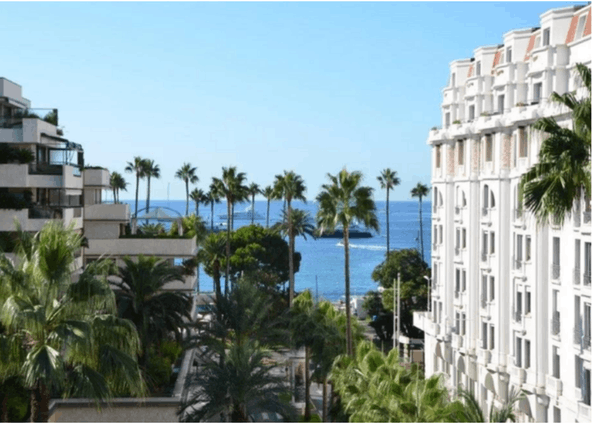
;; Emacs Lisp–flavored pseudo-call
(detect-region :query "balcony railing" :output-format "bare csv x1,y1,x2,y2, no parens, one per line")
28,162,62,175
513,208,523,221
550,311,561,336
513,310,522,323
574,267,581,285
0,108,58,128
552,264,560,280
584,272,591,287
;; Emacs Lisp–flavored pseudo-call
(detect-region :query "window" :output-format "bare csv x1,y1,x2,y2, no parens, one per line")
516,234,524,263
576,239,581,272
552,346,560,378
553,237,560,267
482,275,488,302
462,270,467,292
458,140,464,164
476,61,481,76
525,236,531,261
469,105,475,121
524,340,530,369
490,232,495,254
525,290,531,314
436,145,441,168
462,228,467,249
498,95,505,113
585,242,591,279
517,291,522,315
543,28,550,46
483,232,489,256
490,326,495,350
519,127,527,157
483,185,489,209
455,312,460,332
482,322,488,349
553,407,560,423
461,313,466,335
533,82,542,103
456,228,461,250
576,355,583,388
485,135,493,162
490,276,495,301
515,336,522,367
506,47,512,63
456,269,461,294
576,15,587,40
439,225,443,244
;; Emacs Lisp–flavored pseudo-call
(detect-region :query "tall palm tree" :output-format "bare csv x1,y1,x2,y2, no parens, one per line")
189,188,208,216
175,163,199,216
125,157,147,218
110,171,128,204
212,167,248,293
411,182,430,262
520,63,591,226
247,183,261,225
205,185,221,231
273,171,307,307
197,234,227,301
262,186,274,228
143,159,160,213
377,168,400,257
0,223,145,422
316,168,379,356
112,255,191,368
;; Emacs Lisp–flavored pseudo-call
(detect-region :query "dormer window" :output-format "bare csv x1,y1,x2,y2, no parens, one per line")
576,15,587,40
506,47,512,63
476,61,481,76
543,28,550,46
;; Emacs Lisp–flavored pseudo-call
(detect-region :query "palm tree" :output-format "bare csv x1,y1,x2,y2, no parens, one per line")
455,387,524,423
262,186,275,228
205,185,221,231
197,235,227,301
109,171,128,204
143,159,160,213
125,156,147,218
316,168,379,356
189,188,208,216
411,182,430,262
377,168,400,256
247,183,261,225
0,223,145,422
112,255,191,368
273,171,307,307
180,340,295,423
175,163,199,216
212,167,248,293
520,63,591,226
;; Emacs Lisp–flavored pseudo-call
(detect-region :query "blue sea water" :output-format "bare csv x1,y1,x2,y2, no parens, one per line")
122,199,431,301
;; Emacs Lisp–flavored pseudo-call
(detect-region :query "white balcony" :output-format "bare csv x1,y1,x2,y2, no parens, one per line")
84,203,129,221
509,365,526,384
546,375,563,398
83,168,110,188
86,236,197,258
452,333,464,349
478,348,491,365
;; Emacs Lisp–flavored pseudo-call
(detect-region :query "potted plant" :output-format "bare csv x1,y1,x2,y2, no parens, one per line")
453,120,461,125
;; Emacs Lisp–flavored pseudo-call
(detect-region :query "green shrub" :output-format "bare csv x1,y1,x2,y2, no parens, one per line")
146,354,172,391
160,340,183,364
0,378,30,421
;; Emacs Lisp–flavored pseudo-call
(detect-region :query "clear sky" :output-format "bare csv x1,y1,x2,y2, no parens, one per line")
1,1,580,201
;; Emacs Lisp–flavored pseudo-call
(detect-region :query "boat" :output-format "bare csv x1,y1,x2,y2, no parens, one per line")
316,224,373,239
218,204,264,221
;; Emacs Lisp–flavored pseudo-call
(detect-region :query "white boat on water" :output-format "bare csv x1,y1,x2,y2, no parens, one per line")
218,204,264,221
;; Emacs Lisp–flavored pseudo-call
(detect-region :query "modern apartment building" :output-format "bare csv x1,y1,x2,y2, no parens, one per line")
0,78,84,268
414,5,591,422
0,77,198,315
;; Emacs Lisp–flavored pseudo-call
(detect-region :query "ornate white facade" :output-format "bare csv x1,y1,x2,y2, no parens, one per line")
414,5,591,422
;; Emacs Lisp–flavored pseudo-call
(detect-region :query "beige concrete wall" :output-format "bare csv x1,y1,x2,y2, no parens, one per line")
83,168,110,188
49,399,180,423
86,237,197,258
84,203,129,221
85,221,120,240
0,164,29,187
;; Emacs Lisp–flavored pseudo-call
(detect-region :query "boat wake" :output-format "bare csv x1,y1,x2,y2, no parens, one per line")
336,242,386,251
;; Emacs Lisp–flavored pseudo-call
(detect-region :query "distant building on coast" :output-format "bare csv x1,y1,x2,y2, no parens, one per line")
414,4,591,422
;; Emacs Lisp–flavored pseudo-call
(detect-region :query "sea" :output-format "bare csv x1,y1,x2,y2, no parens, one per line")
121,199,431,301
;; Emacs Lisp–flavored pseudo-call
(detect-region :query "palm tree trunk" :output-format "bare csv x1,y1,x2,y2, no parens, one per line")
322,378,328,422
1,391,8,422
231,203,235,230
419,196,424,262
214,263,221,302
146,176,151,213
386,188,390,256
112,187,117,204
135,174,140,218
251,195,255,225
304,347,311,421
288,200,294,307
344,226,353,356
225,198,231,294
210,202,215,231
185,181,189,216
196,203,200,217
30,381,49,422
266,198,270,228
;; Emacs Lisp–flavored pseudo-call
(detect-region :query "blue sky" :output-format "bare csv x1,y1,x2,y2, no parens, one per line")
1,1,579,201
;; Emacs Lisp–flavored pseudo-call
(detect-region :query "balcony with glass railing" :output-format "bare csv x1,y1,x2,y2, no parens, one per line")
0,108,58,129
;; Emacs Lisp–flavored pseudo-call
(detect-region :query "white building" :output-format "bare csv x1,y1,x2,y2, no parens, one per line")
414,5,591,422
